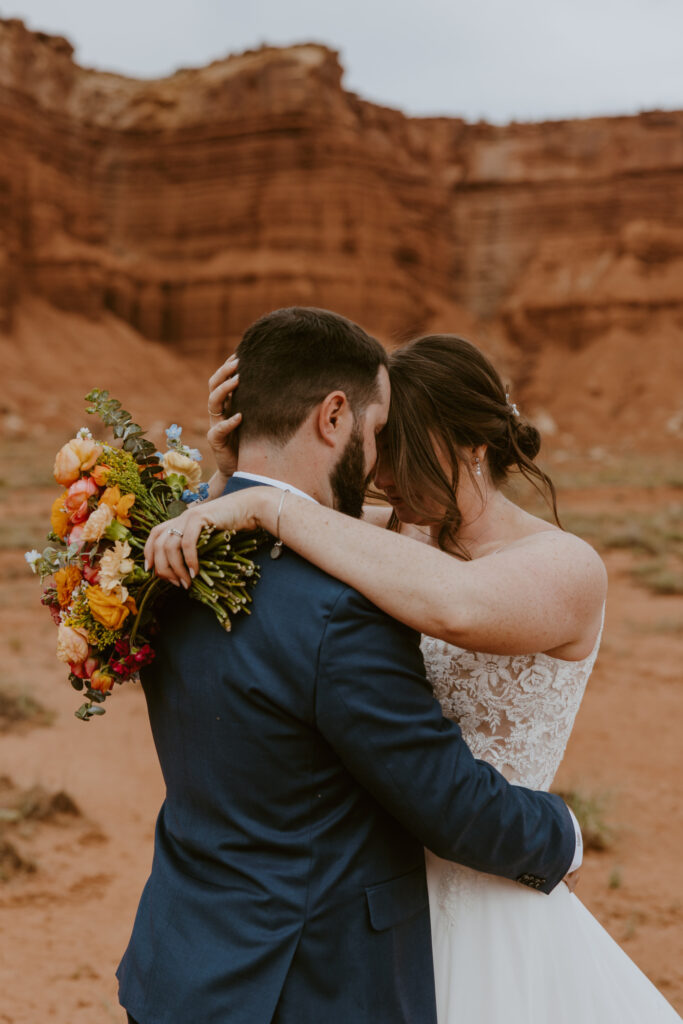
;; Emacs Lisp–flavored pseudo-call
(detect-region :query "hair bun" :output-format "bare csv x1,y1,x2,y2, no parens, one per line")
511,419,541,462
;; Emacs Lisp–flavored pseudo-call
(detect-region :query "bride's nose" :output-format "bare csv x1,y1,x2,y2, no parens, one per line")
373,449,395,492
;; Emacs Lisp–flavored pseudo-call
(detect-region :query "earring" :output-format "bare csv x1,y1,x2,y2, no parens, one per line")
474,455,482,477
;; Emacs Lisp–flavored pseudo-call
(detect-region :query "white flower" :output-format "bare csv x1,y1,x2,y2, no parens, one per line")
76,426,93,439
24,549,41,573
99,540,135,594
81,503,114,542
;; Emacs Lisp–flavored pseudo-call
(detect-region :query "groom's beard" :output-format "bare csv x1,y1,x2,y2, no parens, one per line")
330,422,371,519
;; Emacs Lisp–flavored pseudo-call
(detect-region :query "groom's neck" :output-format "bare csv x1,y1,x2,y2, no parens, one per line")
237,440,332,507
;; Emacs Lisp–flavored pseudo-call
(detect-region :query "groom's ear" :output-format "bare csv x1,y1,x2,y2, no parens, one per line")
316,390,351,448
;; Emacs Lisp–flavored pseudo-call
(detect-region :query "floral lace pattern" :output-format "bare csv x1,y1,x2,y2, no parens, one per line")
421,615,604,919
420,616,603,792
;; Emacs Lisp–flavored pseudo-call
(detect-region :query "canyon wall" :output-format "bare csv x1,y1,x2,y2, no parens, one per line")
1,17,682,448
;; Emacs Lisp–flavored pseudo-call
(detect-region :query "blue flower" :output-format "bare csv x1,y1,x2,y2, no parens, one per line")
187,448,203,462
165,424,183,442
181,489,201,504
154,451,165,461
198,482,210,500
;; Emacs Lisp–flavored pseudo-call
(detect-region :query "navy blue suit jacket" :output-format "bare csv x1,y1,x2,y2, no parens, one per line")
118,477,575,1024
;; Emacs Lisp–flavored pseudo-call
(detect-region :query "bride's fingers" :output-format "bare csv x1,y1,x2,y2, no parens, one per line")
150,539,184,587
180,512,214,578
207,374,240,420
144,523,165,573
208,356,239,396
207,412,242,446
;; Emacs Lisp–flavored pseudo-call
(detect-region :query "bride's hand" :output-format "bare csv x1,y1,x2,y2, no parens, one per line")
144,487,279,588
207,355,242,479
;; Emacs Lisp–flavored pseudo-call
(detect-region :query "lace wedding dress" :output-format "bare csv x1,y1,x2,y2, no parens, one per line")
420,620,681,1023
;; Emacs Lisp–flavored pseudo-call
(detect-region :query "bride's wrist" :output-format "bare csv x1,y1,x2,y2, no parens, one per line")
253,487,282,534
207,469,231,501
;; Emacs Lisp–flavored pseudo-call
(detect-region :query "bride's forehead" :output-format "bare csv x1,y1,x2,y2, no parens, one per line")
376,366,391,411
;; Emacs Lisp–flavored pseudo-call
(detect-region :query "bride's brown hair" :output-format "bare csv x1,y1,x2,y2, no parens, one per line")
383,334,561,558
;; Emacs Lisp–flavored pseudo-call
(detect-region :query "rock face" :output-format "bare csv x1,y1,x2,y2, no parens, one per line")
1,17,682,448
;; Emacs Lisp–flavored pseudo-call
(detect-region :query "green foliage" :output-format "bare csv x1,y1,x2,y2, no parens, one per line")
85,390,158,465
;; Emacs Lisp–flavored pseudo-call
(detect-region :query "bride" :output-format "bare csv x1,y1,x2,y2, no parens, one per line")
151,333,680,1022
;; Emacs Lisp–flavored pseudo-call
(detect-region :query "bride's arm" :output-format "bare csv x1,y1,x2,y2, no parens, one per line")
145,487,606,657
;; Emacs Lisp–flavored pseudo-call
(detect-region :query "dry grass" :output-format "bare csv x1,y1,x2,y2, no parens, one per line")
0,687,54,732
0,775,81,881
540,454,683,491
512,487,683,597
552,788,616,851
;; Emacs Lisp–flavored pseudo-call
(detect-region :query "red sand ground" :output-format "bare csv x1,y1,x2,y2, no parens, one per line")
0,481,681,1022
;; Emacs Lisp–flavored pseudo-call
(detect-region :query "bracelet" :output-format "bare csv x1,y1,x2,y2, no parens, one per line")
275,489,288,540
270,490,288,560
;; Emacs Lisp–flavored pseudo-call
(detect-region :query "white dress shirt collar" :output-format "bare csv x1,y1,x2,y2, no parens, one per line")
232,471,318,504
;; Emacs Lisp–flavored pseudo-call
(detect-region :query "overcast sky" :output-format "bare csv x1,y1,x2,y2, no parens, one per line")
3,0,683,123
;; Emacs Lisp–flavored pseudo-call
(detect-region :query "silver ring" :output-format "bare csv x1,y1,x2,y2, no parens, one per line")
167,527,184,538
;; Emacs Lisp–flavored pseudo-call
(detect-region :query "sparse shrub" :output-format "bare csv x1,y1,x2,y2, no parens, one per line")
0,688,54,732
553,788,615,851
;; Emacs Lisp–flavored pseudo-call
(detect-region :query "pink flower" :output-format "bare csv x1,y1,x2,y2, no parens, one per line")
68,653,99,679
65,477,99,525
67,524,86,547
81,561,100,584
57,624,89,665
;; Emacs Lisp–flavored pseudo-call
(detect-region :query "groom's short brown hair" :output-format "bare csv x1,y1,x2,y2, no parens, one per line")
232,307,388,445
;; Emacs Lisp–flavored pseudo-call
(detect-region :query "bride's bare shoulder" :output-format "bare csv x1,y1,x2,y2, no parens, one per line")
362,505,392,528
498,525,608,598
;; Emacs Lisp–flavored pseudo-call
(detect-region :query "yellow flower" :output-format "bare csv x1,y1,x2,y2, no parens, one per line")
54,566,82,608
99,485,136,526
56,624,89,664
50,492,70,539
163,450,202,489
81,503,114,543
86,585,136,631
98,541,135,594
54,438,103,486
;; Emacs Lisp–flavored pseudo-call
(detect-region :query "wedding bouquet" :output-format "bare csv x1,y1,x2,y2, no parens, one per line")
25,390,261,721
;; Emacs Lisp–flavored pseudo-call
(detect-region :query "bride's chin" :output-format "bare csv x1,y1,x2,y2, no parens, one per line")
391,501,426,525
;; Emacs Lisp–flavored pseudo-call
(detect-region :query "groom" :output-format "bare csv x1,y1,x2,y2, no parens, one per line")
119,307,579,1023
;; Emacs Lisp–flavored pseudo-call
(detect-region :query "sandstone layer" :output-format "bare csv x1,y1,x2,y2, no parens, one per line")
1,17,682,450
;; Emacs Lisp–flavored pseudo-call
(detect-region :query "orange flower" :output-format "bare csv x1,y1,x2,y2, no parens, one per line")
90,669,115,694
54,438,103,486
51,492,70,539
86,585,137,631
91,464,111,487
99,485,136,526
54,566,82,608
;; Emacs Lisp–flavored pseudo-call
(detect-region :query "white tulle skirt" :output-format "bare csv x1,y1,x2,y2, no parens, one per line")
426,850,681,1023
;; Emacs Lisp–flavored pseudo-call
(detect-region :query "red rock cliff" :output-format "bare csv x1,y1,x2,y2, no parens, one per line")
1,17,682,448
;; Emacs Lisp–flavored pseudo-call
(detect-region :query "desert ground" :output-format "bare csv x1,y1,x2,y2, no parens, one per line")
0,426,681,1023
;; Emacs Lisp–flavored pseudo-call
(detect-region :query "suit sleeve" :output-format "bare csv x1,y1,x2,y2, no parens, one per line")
314,587,576,893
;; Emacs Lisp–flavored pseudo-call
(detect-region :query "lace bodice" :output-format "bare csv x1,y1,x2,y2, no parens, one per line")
420,612,604,792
